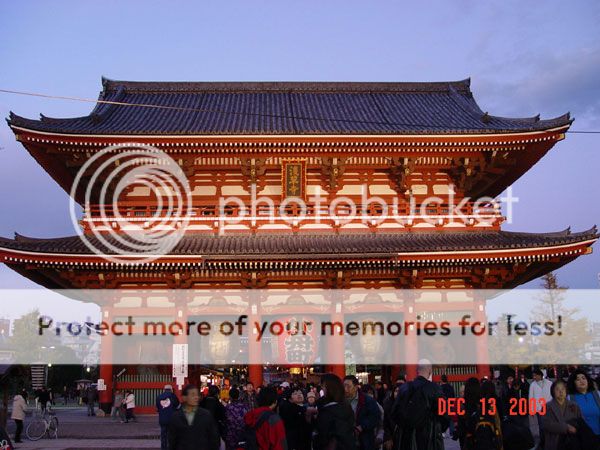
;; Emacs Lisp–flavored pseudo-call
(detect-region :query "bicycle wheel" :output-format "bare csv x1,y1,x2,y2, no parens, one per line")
49,416,59,438
26,419,47,441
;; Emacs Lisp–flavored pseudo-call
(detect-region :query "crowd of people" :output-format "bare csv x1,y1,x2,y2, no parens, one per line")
158,360,448,450
155,363,600,450
5,364,600,449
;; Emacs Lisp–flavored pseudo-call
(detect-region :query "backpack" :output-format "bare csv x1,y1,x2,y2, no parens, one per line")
238,410,274,450
395,382,431,429
466,412,502,450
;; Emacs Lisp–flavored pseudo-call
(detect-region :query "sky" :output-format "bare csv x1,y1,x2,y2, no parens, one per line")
0,0,599,307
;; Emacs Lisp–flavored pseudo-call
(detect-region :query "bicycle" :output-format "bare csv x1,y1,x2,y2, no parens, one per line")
26,409,59,441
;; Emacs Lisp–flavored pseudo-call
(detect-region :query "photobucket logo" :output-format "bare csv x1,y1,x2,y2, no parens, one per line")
217,185,516,234
69,144,192,263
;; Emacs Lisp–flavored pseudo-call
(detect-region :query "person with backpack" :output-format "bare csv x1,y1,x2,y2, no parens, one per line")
457,378,502,450
313,373,357,450
168,384,220,450
157,384,180,450
242,385,287,450
392,359,448,450
343,375,381,450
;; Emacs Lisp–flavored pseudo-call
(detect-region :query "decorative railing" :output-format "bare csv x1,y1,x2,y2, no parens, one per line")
82,201,503,232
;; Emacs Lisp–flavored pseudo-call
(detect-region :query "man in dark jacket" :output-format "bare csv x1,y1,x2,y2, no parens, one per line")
168,384,220,450
157,384,180,450
343,375,381,450
200,385,227,438
392,360,449,450
279,387,312,450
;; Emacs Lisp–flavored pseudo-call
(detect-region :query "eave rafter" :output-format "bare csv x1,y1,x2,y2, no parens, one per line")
1,236,594,290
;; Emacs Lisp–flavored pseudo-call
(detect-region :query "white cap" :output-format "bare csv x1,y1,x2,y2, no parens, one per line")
164,385,173,390
280,381,290,388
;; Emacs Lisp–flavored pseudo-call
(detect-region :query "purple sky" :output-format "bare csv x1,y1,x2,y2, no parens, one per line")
0,0,599,291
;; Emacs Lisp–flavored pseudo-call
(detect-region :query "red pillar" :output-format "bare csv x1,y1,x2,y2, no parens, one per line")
474,297,490,380
248,365,264,388
248,294,264,387
327,297,345,380
404,295,418,381
98,309,113,412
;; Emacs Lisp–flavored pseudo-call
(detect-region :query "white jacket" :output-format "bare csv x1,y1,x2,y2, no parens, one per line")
529,378,552,412
125,393,135,409
11,394,27,420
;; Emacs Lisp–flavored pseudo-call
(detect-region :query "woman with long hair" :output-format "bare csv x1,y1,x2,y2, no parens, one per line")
313,373,357,450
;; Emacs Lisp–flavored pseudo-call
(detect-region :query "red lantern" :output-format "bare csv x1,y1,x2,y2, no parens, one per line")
276,316,318,366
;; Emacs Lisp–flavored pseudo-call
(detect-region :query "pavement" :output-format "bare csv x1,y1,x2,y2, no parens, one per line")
3,406,462,450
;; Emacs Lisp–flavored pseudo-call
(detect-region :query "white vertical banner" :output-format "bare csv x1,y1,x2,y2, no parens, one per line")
172,343,188,389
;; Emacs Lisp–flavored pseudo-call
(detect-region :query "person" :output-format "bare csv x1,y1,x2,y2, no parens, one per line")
567,369,600,437
500,378,534,450
362,384,385,449
313,373,356,450
168,384,220,450
481,380,504,449
244,386,287,450
241,381,258,411
392,359,448,450
395,375,406,388
542,379,582,450
343,375,381,450
440,374,457,439
375,381,387,406
306,391,317,407
124,390,136,423
0,424,13,450
224,387,248,450
519,373,530,399
86,384,97,416
529,368,552,449
111,389,124,422
279,387,312,450
456,377,481,449
38,387,50,413
200,385,227,438
382,384,401,450
11,390,27,443
305,390,318,427
500,375,515,415
157,384,180,450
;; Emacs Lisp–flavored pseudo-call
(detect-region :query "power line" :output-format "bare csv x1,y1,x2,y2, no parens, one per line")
1,87,598,134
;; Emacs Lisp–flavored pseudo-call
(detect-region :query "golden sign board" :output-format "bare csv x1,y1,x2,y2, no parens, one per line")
281,160,306,199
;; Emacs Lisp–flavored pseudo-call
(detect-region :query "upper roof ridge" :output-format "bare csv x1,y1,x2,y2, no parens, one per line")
99,77,473,94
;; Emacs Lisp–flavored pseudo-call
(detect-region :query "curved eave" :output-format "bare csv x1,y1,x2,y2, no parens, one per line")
0,236,595,268
8,122,572,147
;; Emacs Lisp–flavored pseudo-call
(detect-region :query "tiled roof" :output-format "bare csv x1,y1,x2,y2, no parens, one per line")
0,228,596,260
7,78,571,135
